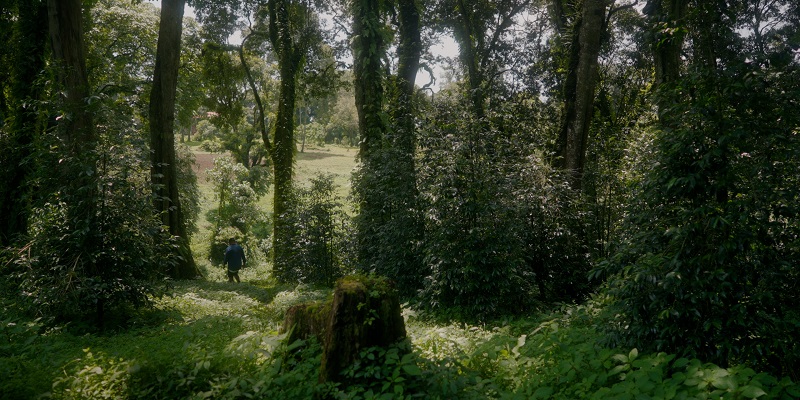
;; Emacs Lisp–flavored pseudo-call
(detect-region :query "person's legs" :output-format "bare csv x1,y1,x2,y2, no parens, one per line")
227,270,235,282
233,272,240,283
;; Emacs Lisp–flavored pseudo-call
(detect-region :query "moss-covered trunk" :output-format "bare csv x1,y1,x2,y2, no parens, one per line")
282,275,407,383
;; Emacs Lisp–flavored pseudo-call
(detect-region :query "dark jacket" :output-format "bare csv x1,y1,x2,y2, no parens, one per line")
224,244,246,271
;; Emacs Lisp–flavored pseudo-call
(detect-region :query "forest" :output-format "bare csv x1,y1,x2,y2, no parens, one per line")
1,0,799,398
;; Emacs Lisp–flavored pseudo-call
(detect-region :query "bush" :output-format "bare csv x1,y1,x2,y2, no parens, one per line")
205,155,269,266
279,173,352,285
600,64,800,377
8,145,175,326
176,143,201,236
417,102,591,319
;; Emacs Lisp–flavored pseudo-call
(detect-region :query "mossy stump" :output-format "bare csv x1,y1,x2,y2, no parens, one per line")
282,275,407,383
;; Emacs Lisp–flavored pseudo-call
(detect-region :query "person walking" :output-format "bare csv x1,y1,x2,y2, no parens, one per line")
224,238,246,283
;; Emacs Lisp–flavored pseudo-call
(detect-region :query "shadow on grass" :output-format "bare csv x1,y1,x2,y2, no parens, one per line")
296,150,349,161
178,279,291,305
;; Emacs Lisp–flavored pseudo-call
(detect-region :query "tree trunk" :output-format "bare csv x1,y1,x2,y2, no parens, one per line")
391,0,421,157
47,0,99,281
453,0,486,120
282,275,407,383
238,34,273,167
556,0,606,191
352,0,388,161
267,0,304,280
644,0,688,88
351,0,390,274
384,0,425,293
0,0,48,245
150,0,199,279
48,0,94,151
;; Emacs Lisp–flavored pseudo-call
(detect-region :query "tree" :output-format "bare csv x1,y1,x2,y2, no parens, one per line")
265,0,321,280
554,0,608,190
0,0,49,245
602,0,800,377
643,0,688,89
4,0,176,325
149,0,199,279
436,0,531,120
350,0,427,294
47,0,98,245
176,17,207,142
200,42,266,168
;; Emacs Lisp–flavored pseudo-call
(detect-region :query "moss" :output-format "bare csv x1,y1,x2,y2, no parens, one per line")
281,274,407,383
336,274,394,297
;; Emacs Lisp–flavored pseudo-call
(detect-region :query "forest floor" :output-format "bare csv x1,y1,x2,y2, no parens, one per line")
4,274,797,398
1,144,797,398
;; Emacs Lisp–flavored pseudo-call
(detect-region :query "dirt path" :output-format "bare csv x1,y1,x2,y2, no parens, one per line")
192,151,218,183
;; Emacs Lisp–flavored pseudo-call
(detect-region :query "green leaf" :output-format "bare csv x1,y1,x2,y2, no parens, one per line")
609,364,629,377
739,385,767,398
672,358,690,369
532,386,554,398
402,364,422,376
628,348,639,362
612,353,629,363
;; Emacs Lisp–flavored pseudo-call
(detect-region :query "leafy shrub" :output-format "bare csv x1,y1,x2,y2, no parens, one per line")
9,143,175,326
351,145,425,296
417,102,591,318
5,280,799,399
176,143,201,236
206,155,268,266
279,173,352,285
417,110,530,319
599,63,800,377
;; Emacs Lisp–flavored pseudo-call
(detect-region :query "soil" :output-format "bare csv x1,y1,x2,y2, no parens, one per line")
192,151,218,183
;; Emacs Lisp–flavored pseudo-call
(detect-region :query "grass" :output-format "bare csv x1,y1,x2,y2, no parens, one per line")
4,285,798,399
2,144,798,398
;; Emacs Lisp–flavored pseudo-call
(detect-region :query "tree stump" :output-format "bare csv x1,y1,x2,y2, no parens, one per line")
281,275,407,383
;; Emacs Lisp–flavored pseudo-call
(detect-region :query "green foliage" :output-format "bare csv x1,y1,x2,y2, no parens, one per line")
600,63,800,377
417,110,524,318
176,143,201,236
3,279,798,399
338,343,430,399
85,0,159,119
206,155,269,266
325,88,359,146
417,100,591,318
7,143,175,325
351,144,425,295
279,173,353,285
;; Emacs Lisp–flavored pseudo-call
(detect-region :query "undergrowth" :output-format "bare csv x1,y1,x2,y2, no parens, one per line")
1,279,798,399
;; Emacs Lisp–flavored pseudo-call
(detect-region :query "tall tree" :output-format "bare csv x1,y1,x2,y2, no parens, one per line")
350,0,391,276
604,0,800,376
555,0,608,190
266,0,317,278
383,0,424,292
643,0,688,89
48,0,95,154
442,0,531,119
352,0,425,293
149,0,199,278
0,0,48,245
351,0,388,160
